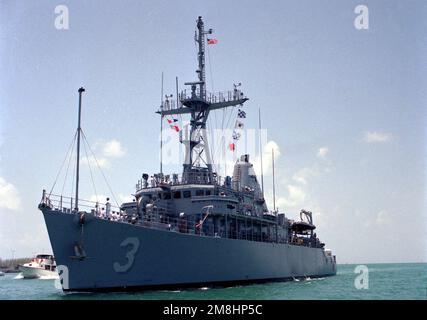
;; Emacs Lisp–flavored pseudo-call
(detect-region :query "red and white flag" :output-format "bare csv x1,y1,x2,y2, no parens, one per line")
165,118,180,132
207,38,218,45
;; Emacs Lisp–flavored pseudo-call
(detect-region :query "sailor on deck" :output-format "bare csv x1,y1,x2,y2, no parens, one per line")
105,197,111,219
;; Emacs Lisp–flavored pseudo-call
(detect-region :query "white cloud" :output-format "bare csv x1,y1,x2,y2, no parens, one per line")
292,167,317,185
81,139,125,169
119,193,134,203
81,156,109,168
103,139,126,158
253,140,281,177
275,185,306,209
364,210,392,228
317,146,329,159
375,210,391,226
363,131,393,143
88,194,134,207
253,140,332,214
88,194,108,204
0,177,21,211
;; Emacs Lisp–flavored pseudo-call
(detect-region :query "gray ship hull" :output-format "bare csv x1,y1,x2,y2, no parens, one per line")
42,209,336,292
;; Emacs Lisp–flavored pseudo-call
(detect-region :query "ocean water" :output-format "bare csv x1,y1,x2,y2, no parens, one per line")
0,263,425,300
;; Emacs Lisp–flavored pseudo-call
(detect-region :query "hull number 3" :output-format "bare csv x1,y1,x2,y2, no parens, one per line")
113,237,140,273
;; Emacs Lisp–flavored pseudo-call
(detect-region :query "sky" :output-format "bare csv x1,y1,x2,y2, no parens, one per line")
0,0,426,264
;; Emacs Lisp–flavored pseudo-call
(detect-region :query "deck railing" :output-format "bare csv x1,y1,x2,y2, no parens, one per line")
159,89,247,112
179,89,246,104
40,191,322,248
135,172,225,190
39,191,122,215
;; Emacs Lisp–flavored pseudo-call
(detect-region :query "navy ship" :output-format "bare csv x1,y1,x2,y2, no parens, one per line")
39,17,336,292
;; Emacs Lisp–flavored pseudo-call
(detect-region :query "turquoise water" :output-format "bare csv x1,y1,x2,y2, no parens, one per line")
1,263,426,300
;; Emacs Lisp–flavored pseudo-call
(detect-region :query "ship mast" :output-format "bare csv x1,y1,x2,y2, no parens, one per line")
156,16,249,184
196,16,207,100
75,87,85,212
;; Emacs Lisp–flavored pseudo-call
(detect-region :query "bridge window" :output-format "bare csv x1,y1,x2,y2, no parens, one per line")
173,191,181,199
205,190,211,196
183,190,191,198
195,190,204,196
163,192,171,200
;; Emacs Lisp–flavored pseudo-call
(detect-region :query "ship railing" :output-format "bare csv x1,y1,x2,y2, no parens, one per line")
180,172,221,185
137,172,224,190
289,235,324,248
160,98,183,112
205,89,246,104
128,214,280,243
40,193,321,247
178,89,246,104
39,191,122,215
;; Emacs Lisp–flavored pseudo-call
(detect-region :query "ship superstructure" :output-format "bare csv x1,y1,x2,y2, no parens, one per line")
39,17,336,292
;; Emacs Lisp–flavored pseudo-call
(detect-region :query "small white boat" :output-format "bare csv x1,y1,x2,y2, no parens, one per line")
18,254,57,279
0,271,4,276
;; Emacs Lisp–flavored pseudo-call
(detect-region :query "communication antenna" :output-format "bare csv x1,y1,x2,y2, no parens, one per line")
272,148,276,212
175,76,179,108
160,72,164,175
258,108,264,197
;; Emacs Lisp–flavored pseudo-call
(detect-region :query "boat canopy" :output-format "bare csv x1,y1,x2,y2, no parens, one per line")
36,254,54,259
291,221,316,232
